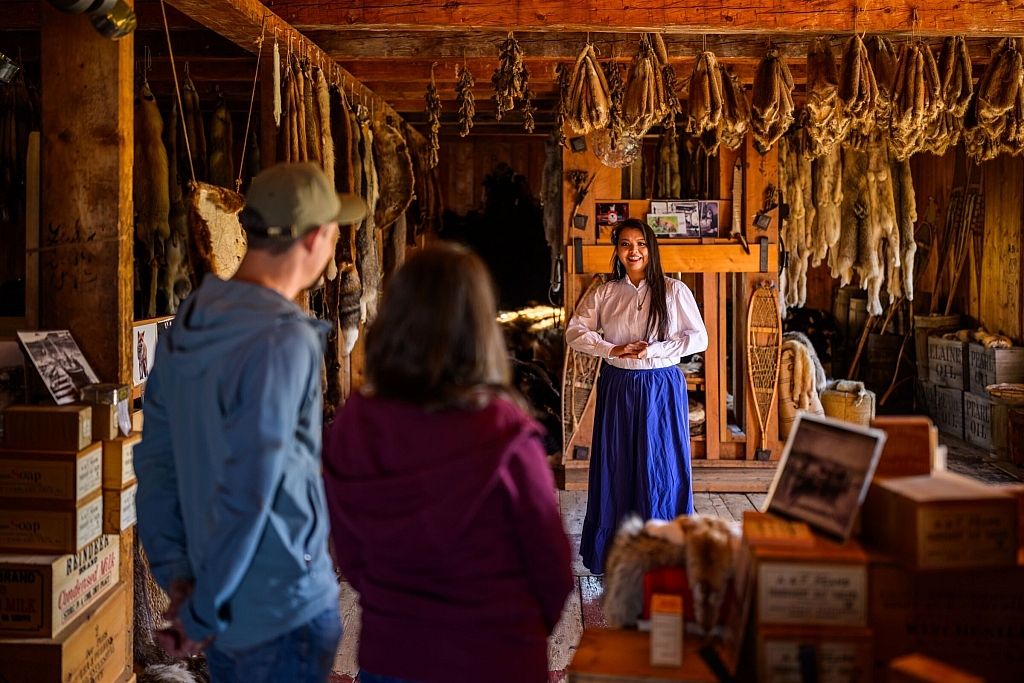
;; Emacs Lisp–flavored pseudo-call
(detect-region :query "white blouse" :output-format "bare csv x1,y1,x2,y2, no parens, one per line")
565,277,709,370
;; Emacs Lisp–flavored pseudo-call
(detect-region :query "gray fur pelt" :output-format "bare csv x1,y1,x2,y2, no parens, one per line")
835,145,868,286
860,135,899,316
603,514,741,635
541,128,563,270
356,114,381,323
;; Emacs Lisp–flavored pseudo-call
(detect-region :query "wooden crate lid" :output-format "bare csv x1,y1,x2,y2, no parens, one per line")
0,441,102,462
566,627,718,682
743,512,867,563
874,471,1015,503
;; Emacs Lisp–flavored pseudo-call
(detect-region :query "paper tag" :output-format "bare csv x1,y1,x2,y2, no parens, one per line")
77,497,104,548
77,448,103,499
649,593,683,667
119,485,137,530
117,401,132,437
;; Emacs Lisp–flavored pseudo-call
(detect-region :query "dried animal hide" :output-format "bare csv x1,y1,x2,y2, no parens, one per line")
315,67,334,186
751,47,796,153
384,213,407,283
456,64,476,136
965,38,1024,161
331,85,355,194
491,33,528,119
812,145,842,268
372,120,414,232
134,79,171,318
804,37,848,158
357,116,381,323
162,97,193,312
293,58,309,162
688,51,724,137
244,125,260,189
720,66,751,151
623,34,669,137
278,58,294,162
603,514,741,635
181,76,207,182
541,128,563,268
835,145,868,285
272,39,282,128
405,120,442,237
655,126,680,198
838,34,878,140
926,36,973,156
859,136,900,315
350,109,364,198
780,133,812,308
567,43,611,134
782,330,827,397
604,60,627,144
889,150,917,301
553,62,572,148
207,94,234,190
890,42,943,160
186,182,246,282
302,63,321,166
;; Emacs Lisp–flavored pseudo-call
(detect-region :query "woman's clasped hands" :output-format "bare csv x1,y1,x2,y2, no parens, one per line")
612,340,649,359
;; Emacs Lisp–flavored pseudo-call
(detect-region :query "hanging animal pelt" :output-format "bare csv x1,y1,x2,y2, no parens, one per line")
357,115,381,323
293,58,309,162
603,514,741,635
687,51,724,139
425,64,441,168
302,62,321,166
751,47,796,153
926,36,972,156
804,37,848,158
888,150,917,302
779,131,811,309
161,97,193,314
278,56,294,162
455,63,476,137
272,39,282,128
623,34,668,136
331,85,354,193
186,182,246,282
838,34,878,141
491,32,528,119
567,43,611,134
372,120,414,232
965,37,1024,161
134,79,171,319
350,107,364,197
207,92,234,190
720,66,751,151
781,331,827,407
834,145,867,285
553,62,571,147
403,121,427,236
522,84,537,133
384,213,407,284
180,76,207,182
541,128,563,270
653,34,682,127
812,145,842,268
603,60,627,145
889,42,943,161
655,125,680,198
244,123,260,190
858,136,900,315
314,67,334,186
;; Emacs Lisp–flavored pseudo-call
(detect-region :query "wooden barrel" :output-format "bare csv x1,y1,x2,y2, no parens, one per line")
833,286,856,339
987,383,1024,461
821,385,876,427
847,296,869,348
865,333,914,412
913,314,961,380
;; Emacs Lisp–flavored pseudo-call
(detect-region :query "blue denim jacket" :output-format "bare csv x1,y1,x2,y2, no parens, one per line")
135,276,338,650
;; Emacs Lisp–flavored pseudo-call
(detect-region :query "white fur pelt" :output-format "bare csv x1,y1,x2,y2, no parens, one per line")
782,331,827,410
812,145,842,268
860,135,900,316
140,665,201,683
603,514,742,635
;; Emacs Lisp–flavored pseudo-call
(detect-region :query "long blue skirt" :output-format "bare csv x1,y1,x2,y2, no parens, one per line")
579,364,693,574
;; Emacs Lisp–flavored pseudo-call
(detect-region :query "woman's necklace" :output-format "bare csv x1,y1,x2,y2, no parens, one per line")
637,288,648,311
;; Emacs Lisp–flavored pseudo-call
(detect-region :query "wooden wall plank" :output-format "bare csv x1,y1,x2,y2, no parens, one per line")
981,155,1024,343
581,243,778,274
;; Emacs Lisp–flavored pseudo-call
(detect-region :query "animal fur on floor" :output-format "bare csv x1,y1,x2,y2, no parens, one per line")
603,514,742,636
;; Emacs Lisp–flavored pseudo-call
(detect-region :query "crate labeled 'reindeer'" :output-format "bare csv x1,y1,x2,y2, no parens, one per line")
0,534,119,638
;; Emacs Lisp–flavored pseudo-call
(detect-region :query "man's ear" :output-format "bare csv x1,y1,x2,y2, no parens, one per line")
300,225,324,251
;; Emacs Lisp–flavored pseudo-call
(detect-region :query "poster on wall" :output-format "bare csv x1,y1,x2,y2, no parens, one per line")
17,330,100,405
698,201,720,237
133,323,158,388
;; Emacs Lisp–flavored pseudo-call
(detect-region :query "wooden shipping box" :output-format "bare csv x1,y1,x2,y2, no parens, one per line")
744,512,868,628
0,534,119,638
869,555,1024,683
101,432,138,490
102,481,136,534
0,490,104,554
1010,408,1024,466
962,391,992,450
80,402,118,442
0,443,102,504
967,342,1024,390
997,483,1024,565
927,337,967,390
888,653,985,683
0,582,129,683
757,626,873,683
862,472,1017,570
927,383,964,439
3,405,92,452
868,416,937,478
565,627,718,682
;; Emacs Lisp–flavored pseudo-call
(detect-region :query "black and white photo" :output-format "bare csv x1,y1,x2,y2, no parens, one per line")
17,330,100,405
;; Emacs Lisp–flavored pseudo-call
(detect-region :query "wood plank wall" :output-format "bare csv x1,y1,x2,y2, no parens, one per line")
434,134,547,216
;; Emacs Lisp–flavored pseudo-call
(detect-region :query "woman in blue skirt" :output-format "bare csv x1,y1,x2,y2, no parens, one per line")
565,218,708,574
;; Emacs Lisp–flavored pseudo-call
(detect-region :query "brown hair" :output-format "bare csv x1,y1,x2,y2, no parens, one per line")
365,242,513,410
610,218,669,341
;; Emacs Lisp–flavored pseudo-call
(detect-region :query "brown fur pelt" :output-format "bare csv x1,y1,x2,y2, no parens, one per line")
782,331,827,406
655,125,680,198
835,145,868,285
926,37,973,155
720,66,751,152
161,98,193,314
751,47,795,153
603,514,741,635
889,150,917,302
135,79,170,319
779,132,811,309
186,181,247,282
622,35,668,136
404,121,438,237
314,67,334,186
331,85,354,194
566,43,612,135
181,77,207,182
890,42,943,160
207,94,234,190
838,34,878,140
384,213,407,285
812,145,842,268
860,135,899,315
357,114,381,323
966,38,1024,161
541,128,563,269
372,120,415,232
804,37,849,158
301,61,320,165
687,50,724,138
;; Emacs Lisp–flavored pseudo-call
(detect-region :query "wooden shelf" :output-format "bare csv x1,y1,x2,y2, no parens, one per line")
692,435,706,442
579,241,777,274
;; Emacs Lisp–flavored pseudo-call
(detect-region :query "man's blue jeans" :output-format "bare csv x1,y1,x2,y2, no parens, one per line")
206,608,342,683
359,673,419,683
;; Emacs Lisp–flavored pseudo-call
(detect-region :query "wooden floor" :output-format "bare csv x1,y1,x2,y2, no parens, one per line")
330,433,1021,682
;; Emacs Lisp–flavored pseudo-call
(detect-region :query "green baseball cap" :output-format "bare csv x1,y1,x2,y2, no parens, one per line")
243,162,368,238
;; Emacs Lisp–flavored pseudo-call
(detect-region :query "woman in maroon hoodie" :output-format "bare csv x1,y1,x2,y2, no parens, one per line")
322,243,574,683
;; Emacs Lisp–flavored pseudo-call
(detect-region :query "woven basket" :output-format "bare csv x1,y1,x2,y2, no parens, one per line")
821,382,876,427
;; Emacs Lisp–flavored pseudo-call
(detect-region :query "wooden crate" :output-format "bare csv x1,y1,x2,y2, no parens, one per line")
928,337,967,390
870,416,937,478
78,402,118,442
101,433,138,490
0,583,129,683
1010,409,1024,467
0,443,102,504
565,627,718,682
967,342,1024,391
962,391,992,450
0,491,103,554
3,405,93,453
931,385,963,439
757,626,873,683
0,534,119,638
889,653,985,683
862,471,1018,571
102,481,136,534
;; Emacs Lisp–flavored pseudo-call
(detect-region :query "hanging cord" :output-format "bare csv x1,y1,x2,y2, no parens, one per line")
159,0,195,183
236,16,269,192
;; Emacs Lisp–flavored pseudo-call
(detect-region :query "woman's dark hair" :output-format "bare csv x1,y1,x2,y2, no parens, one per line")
364,242,513,410
610,218,669,341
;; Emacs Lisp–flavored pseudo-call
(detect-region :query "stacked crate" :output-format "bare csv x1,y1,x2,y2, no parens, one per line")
924,336,966,438
0,403,134,683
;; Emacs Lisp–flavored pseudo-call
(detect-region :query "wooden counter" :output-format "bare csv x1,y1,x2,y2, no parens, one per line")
566,628,718,683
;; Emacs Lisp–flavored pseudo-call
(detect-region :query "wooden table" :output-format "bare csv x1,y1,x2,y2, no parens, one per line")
566,628,719,683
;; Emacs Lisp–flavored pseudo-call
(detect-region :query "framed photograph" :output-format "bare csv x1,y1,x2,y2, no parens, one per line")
17,330,100,405
698,200,721,237
570,136,588,153
677,201,700,236
762,412,887,541
133,322,158,388
646,214,682,237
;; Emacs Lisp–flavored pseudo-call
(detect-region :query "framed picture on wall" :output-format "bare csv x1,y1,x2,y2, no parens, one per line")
17,330,99,405
596,202,629,242
698,200,721,237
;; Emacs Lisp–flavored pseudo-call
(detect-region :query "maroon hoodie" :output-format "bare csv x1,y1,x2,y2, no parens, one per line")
322,392,574,683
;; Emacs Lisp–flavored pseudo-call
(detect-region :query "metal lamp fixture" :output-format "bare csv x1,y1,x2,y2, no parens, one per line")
47,0,138,40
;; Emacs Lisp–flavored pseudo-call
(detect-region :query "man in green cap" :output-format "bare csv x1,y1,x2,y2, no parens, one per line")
135,163,367,683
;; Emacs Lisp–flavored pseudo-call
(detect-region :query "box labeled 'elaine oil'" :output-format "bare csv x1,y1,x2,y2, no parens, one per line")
0,491,103,554
0,534,119,638
0,443,102,504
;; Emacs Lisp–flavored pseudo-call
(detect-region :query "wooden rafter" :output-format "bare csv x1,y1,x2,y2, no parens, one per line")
274,0,1024,36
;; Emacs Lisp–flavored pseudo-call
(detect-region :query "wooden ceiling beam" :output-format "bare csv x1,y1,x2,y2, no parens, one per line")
4,0,204,30
275,1,1023,36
